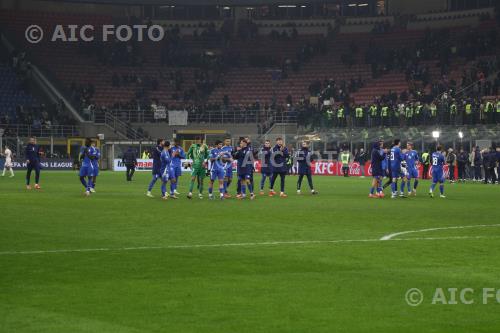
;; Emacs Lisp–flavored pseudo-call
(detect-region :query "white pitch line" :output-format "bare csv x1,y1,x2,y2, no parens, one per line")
380,224,500,241
1,235,500,256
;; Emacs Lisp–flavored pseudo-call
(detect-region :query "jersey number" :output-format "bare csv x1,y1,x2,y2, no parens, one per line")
432,157,438,166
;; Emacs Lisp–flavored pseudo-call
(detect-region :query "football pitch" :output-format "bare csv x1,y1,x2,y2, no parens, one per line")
1,171,500,332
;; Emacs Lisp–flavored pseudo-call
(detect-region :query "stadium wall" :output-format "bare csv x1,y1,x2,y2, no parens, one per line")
0,0,141,16
388,0,447,14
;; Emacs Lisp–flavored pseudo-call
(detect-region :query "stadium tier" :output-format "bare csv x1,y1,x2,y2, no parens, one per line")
0,8,498,135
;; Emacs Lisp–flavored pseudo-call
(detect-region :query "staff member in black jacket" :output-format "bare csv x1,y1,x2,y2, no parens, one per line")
456,148,468,182
122,146,137,181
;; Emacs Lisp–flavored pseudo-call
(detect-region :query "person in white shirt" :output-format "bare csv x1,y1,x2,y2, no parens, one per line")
2,146,14,177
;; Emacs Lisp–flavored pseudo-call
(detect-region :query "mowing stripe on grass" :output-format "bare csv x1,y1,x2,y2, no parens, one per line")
1,235,500,256
380,224,500,241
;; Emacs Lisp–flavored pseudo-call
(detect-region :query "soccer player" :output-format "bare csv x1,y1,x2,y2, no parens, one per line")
90,140,100,193
170,140,186,195
79,138,96,196
429,145,446,198
1,145,14,178
160,141,176,200
404,142,420,196
258,140,273,195
234,139,255,200
186,138,209,199
25,137,42,190
146,138,164,198
296,141,317,195
208,140,227,200
389,139,404,198
221,138,234,198
269,137,289,198
369,139,385,198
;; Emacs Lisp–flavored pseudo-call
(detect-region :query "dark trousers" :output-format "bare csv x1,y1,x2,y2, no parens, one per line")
422,165,429,179
457,163,466,180
474,166,482,180
448,165,455,181
342,166,349,177
270,172,286,192
126,165,135,181
489,167,497,183
26,163,41,185
297,173,314,190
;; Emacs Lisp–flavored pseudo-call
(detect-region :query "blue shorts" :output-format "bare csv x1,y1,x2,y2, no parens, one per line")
92,164,99,177
79,165,94,177
407,168,418,179
210,168,225,181
391,167,403,179
432,170,444,183
225,167,233,178
173,166,182,178
238,173,252,181
161,168,175,182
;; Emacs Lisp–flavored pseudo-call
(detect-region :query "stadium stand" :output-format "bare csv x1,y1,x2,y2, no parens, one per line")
0,6,498,137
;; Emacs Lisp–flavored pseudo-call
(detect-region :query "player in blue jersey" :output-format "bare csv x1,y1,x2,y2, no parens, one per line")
269,137,289,198
147,138,164,198
79,138,96,196
429,145,446,198
404,142,420,196
90,140,100,193
208,140,228,200
369,139,386,198
160,141,177,200
389,139,404,198
258,140,273,195
221,138,234,198
234,139,255,200
169,140,185,195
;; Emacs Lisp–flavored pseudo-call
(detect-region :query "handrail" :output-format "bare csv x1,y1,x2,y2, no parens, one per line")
0,123,80,137
93,109,298,125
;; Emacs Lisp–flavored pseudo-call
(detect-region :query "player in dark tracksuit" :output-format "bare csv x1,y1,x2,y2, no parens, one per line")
296,141,318,195
369,140,386,198
269,137,289,197
259,140,273,195
25,137,42,190
146,138,164,197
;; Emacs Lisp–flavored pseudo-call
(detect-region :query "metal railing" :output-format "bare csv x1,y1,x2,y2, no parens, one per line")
0,123,80,137
94,112,144,140
92,109,298,125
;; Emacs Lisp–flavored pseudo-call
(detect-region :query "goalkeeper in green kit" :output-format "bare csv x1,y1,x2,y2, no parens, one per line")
186,138,210,199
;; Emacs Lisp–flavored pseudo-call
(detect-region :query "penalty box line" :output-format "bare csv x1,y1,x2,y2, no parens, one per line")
0,235,500,256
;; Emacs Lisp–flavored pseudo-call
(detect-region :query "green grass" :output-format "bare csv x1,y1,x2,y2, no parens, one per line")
1,171,500,332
